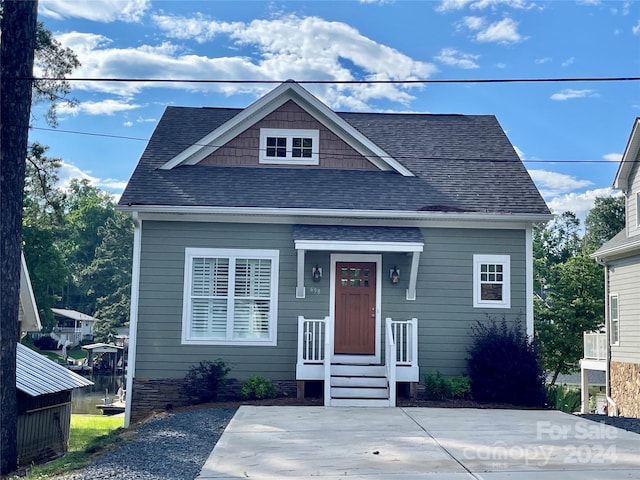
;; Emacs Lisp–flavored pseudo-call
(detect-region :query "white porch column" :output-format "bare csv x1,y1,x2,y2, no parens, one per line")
296,249,306,298
581,366,590,414
406,251,420,301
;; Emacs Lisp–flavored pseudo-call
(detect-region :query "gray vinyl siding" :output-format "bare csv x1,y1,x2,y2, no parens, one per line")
135,221,527,381
608,254,640,364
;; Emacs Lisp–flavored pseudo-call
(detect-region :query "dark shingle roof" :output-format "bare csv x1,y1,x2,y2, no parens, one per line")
119,106,549,215
592,229,640,259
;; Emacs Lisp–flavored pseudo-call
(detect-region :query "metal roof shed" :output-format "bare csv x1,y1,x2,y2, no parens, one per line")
16,343,93,465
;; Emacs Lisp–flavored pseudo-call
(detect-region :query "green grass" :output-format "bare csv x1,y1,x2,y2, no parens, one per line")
11,415,124,479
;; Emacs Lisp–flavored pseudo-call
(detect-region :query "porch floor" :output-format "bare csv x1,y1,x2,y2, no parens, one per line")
197,406,640,479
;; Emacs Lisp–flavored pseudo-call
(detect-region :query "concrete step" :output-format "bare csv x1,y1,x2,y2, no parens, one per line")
330,398,391,407
331,376,387,388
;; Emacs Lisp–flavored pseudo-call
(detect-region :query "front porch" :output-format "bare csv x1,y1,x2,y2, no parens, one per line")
296,316,419,407
580,331,607,414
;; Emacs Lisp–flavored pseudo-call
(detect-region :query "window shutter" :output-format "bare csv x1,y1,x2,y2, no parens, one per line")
190,257,229,337
233,259,272,339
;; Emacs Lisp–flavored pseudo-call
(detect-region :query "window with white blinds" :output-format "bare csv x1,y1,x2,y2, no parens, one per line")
182,248,279,345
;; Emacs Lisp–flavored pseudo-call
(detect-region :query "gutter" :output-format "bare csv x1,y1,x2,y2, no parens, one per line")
116,204,553,223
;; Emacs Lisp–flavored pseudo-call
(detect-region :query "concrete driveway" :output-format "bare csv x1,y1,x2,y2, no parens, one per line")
196,406,640,479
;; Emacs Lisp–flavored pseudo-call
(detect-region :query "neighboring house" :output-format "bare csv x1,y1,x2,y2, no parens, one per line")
51,308,96,346
586,117,640,418
16,343,93,465
118,81,551,425
19,252,42,338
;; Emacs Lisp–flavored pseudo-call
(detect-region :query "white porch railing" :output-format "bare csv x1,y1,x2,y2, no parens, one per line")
583,332,607,361
389,318,418,366
385,318,397,407
297,316,327,364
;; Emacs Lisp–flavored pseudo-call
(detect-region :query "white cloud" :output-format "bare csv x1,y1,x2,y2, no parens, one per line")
561,57,574,67
633,20,640,35
461,15,486,30
434,48,480,69
550,89,597,101
528,169,593,198
59,15,437,110
603,153,622,162
57,161,127,196
39,0,150,23
547,187,620,221
476,17,523,43
535,57,551,64
513,145,526,159
58,99,141,116
438,0,537,11
123,121,133,127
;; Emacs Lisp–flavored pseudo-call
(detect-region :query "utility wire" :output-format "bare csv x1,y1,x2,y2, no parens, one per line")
29,126,626,164
9,76,640,84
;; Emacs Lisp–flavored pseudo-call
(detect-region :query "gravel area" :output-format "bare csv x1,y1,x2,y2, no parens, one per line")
60,408,236,480
581,414,640,435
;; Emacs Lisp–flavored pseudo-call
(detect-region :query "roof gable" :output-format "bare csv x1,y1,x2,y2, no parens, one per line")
160,81,413,176
614,117,640,192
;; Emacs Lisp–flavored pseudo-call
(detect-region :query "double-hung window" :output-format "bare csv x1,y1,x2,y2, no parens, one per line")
260,128,319,165
182,248,279,345
473,254,511,308
609,294,619,346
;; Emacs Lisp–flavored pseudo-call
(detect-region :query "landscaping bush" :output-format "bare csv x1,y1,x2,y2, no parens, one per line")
424,372,472,401
180,359,230,404
424,372,449,400
240,375,277,400
33,334,59,350
467,315,546,407
546,385,581,413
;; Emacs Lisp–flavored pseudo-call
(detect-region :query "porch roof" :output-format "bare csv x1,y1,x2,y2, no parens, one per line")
293,225,424,252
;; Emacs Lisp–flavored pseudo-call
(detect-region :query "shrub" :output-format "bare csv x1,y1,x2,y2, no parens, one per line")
547,385,581,413
240,375,277,400
34,334,59,350
424,373,472,401
448,376,472,400
467,315,546,407
424,372,449,401
180,359,230,404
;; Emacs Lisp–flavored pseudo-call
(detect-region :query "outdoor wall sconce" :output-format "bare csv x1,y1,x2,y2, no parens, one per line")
390,266,400,284
312,265,322,282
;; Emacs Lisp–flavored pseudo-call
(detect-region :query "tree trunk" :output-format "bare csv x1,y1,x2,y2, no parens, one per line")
0,1,38,474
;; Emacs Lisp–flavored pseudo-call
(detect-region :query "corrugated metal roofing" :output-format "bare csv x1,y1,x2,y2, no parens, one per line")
51,308,96,322
16,343,93,397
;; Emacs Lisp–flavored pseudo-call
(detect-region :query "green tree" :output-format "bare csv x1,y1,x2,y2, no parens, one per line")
583,196,625,253
85,212,134,341
535,254,604,385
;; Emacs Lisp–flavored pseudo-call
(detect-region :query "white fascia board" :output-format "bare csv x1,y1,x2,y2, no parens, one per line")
590,237,640,261
295,240,423,252
614,118,640,192
160,81,413,176
120,204,554,225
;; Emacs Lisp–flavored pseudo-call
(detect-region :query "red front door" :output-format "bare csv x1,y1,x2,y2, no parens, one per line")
334,262,376,355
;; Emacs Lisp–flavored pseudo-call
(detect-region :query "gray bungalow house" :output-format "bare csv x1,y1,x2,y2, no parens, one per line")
586,117,640,418
119,81,550,425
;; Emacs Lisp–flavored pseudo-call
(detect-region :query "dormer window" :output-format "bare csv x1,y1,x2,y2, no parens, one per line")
260,128,319,165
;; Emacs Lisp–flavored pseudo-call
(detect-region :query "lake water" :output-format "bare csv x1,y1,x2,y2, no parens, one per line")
71,373,126,415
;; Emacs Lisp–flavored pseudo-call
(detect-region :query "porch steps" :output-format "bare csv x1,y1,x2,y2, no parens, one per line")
329,364,391,407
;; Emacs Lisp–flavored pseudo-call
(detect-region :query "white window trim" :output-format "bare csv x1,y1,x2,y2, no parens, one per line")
181,247,279,346
259,128,319,165
636,192,640,230
609,293,619,346
473,254,511,309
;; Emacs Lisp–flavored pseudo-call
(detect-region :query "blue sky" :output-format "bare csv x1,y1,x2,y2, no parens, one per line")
31,0,640,222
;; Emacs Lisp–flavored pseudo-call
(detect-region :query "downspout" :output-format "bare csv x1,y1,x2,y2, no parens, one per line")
525,225,534,338
124,212,142,428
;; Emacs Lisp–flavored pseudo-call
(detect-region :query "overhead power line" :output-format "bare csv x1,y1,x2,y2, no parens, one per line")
10,76,640,84
29,126,625,164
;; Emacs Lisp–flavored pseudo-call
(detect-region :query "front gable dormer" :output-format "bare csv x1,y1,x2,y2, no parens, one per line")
614,118,640,237
160,81,413,176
